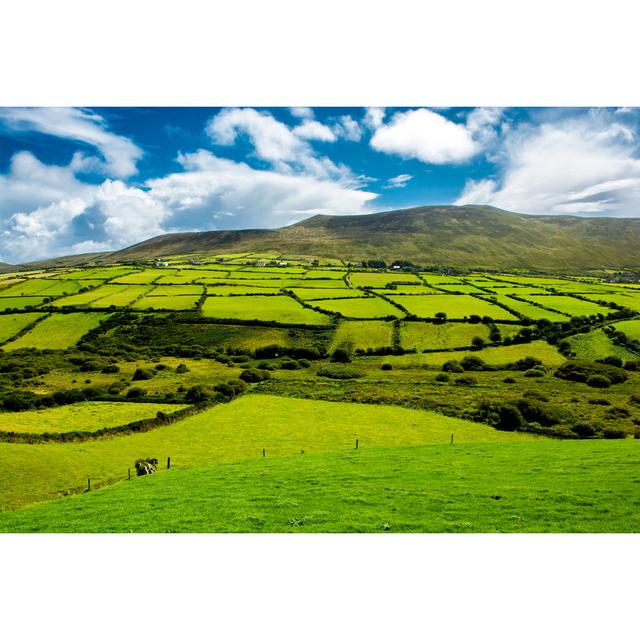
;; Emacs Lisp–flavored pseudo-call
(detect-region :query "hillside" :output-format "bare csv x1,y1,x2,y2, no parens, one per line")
17,205,640,270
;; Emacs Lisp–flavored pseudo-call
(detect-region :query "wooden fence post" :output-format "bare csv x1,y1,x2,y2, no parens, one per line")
355,438,359,450
262,448,266,458
167,456,171,469
128,468,131,480
451,434,454,444
87,478,91,491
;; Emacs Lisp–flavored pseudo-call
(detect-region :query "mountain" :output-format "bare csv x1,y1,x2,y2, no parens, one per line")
97,205,640,271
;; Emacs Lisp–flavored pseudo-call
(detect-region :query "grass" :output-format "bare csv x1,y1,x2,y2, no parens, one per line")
519,294,611,317
0,394,534,511
382,340,566,367
0,313,46,343
485,295,567,321
350,272,421,288
201,295,331,324
387,294,517,320
582,293,640,313
612,319,640,341
291,288,365,300
399,321,491,351
0,279,85,297
0,401,188,434
0,297,48,311
311,296,401,318
330,320,394,351
88,285,152,308
149,285,204,296
567,328,637,361
2,312,110,350
132,295,201,310
4,438,639,532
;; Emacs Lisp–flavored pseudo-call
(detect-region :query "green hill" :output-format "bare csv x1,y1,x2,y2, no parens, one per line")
100,205,640,270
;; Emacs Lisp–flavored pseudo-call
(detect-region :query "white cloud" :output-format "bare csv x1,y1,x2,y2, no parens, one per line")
370,108,477,164
148,150,377,230
455,113,640,216
364,107,385,130
0,107,143,178
383,173,413,189
333,115,363,142
290,107,314,120
292,120,337,142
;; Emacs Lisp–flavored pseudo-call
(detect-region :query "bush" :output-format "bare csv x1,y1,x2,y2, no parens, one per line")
510,356,543,371
279,359,301,370
239,368,271,383
555,361,627,385
524,368,545,378
571,421,599,438
624,360,640,371
435,373,449,382
317,365,365,380
586,374,611,388
454,375,477,386
596,356,623,368
126,387,147,398
101,364,120,374
132,368,154,381
523,390,549,403
496,405,526,431
185,385,211,402
175,363,189,373
460,355,486,371
517,398,566,427
502,376,516,384
331,348,352,363
442,360,464,373
381,363,393,371
602,428,626,439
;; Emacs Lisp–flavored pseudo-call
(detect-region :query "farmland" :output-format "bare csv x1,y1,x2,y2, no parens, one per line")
0,254,638,532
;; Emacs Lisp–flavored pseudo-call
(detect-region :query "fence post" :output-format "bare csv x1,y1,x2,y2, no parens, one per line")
128,468,131,480
87,478,91,491
167,456,171,469
262,448,266,458
451,434,454,444
355,438,359,450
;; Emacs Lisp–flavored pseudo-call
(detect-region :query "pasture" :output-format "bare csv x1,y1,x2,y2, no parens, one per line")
0,313,45,344
310,296,401,318
399,321,491,351
387,293,517,320
330,320,394,351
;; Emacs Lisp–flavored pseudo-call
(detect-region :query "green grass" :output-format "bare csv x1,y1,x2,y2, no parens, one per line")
131,295,201,311
519,294,611,317
291,288,365,300
0,279,85,298
485,295,567,321
582,293,640,313
4,438,639,532
330,320,394,351
383,340,566,367
612,319,640,341
0,313,46,343
0,401,188,434
206,285,282,295
387,294,517,320
0,297,48,311
88,285,152,308
567,328,637,361
350,272,421,288
399,321,491,351
201,295,331,324
311,296,401,318
149,284,204,296
2,312,110,350
0,395,534,511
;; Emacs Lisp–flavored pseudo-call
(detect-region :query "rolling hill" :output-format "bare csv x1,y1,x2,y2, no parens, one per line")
26,205,640,270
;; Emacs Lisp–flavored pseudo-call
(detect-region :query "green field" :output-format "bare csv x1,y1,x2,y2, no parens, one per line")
612,319,640,341
0,401,188,434
0,313,46,343
350,272,421,288
2,312,110,350
311,296,401,318
330,320,394,352
2,439,637,532
291,288,365,300
201,295,331,324
0,297,48,311
582,293,640,313
486,294,567,321
519,294,611,317
132,295,201,310
399,321,491,351
387,293,517,320
567,328,637,361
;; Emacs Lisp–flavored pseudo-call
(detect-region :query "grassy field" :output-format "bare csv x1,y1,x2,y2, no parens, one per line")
330,320,394,351
0,313,46,343
612,319,640,340
567,328,637,361
201,295,331,324
519,294,611,317
582,293,640,313
399,321,490,351
291,288,365,300
311,296,401,318
132,295,201,310
2,312,110,350
387,294,517,320
3,438,638,533
0,401,188,434
350,272,421,288
485,294,567,321
0,395,535,511
0,297,48,310
383,340,566,367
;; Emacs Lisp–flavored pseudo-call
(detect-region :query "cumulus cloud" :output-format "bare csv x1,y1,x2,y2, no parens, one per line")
455,112,640,216
290,107,314,120
364,107,385,130
0,107,143,178
383,174,413,189
206,107,351,180
292,120,337,142
333,115,363,142
148,150,377,231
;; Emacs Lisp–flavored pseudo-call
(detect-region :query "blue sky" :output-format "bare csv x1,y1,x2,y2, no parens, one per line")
1,106,639,262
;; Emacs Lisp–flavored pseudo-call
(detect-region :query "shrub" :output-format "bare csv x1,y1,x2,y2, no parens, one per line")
185,385,211,402
596,356,623,368
132,368,154,381
587,398,610,406
496,405,526,431
442,360,464,373
381,363,393,371
101,364,120,374
279,359,301,370
331,348,352,363
516,398,566,427
602,428,626,439
524,368,545,378
239,369,271,383
126,387,147,398
510,356,543,371
317,365,365,380
175,363,189,373
586,374,611,388
471,336,485,349
555,361,628,385
571,421,599,438
460,355,486,371
298,359,312,368
604,406,630,419
523,390,549,403
623,360,640,371
454,375,477,386
435,373,449,382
